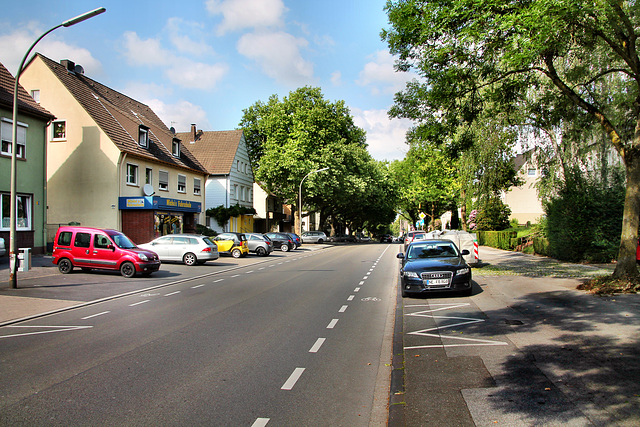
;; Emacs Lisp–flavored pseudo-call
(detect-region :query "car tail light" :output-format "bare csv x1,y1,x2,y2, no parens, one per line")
201,247,212,252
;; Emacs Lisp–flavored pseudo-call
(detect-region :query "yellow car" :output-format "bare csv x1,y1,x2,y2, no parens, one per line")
212,232,249,258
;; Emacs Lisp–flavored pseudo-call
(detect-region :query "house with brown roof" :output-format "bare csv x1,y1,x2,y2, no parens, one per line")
19,54,208,245
0,61,56,254
175,126,254,233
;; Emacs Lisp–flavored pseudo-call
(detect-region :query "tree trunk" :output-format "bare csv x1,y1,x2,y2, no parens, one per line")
460,188,468,231
613,153,640,278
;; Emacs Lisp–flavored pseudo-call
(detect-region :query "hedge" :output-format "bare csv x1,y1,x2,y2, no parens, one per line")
477,230,518,250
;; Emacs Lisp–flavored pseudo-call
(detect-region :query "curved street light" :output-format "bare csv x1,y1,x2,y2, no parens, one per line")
9,7,106,288
297,167,329,236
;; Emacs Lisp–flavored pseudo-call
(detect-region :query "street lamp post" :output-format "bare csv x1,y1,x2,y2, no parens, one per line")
9,7,106,289
297,167,329,236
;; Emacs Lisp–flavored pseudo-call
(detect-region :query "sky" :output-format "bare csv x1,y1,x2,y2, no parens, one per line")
0,0,417,161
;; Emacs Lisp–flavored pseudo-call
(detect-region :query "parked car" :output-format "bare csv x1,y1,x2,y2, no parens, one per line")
245,233,273,256
397,239,472,297
138,234,219,266
0,237,5,257
328,233,357,243
378,234,393,243
403,230,427,251
301,231,327,244
265,232,295,252
52,226,161,278
212,232,249,258
286,233,302,248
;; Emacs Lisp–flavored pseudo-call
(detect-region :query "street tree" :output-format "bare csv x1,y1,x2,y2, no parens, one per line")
382,0,640,278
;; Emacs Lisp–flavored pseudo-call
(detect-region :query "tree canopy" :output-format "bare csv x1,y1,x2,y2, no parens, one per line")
382,0,640,277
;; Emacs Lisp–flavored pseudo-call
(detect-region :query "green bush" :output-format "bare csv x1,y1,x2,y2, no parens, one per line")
477,230,518,250
195,224,216,236
544,168,624,262
475,197,511,231
533,236,550,256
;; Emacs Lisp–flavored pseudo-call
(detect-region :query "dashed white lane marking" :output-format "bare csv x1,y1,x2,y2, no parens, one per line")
347,295,354,301
282,368,305,390
309,338,326,353
191,284,205,289
213,279,224,283
354,287,360,292
164,291,181,297
129,300,150,307
81,311,110,320
327,319,339,329
246,270,254,274
359,281,365,285
362,276,368,280
339,305,348,313
252,418,270,427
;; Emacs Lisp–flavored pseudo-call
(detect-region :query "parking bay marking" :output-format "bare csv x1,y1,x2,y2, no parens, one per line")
1,325,93,339
405,303,508,349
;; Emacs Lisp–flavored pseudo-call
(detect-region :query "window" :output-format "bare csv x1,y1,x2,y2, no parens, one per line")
1,193,32,230
31,90,40,103
57,231,72,246
52,120,66,140
94,234,111,249
194,178,201,195
159,170,169,191
74,232,91,248
527,168,536,176
1,118,27,158
172,138,180,157
145,168,153,185
177,174,186,193
126,163,138,185
139,126,149,148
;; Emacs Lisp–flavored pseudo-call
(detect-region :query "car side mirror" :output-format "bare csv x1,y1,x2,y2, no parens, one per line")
461,249,470,256
108,244,115,251
396,253,405,259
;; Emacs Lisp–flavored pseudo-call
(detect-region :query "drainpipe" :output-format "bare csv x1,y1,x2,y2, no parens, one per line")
117,152,127,230
43,119,51,254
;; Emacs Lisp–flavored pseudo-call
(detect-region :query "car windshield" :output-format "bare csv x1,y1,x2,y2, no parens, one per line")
407,243,458,259
108,232,137,249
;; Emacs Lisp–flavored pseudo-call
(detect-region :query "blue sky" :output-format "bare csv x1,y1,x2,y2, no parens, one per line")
0,0,416,161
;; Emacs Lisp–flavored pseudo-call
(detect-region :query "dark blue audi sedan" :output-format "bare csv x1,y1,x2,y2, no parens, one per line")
396,239,472,297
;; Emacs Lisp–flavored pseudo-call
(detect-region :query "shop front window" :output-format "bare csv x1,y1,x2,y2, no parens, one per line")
154,212,183,237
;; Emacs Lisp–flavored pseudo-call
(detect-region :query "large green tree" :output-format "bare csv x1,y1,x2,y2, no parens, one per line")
383,0,640,277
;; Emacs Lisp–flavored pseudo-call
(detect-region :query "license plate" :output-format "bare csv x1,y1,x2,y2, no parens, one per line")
425,278,449,286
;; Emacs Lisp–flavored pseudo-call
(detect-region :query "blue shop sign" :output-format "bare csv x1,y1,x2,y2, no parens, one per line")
119,196,201,213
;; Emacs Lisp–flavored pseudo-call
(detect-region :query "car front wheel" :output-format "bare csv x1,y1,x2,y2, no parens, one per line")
58,258,73,274
120,261,136,278
183,252,197,266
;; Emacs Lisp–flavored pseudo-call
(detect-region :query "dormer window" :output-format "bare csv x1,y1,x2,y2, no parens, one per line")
138,126,149,148
172,138,180,157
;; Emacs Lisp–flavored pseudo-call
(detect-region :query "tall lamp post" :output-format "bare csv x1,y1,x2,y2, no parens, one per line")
9,7,106,289
297,167,329,236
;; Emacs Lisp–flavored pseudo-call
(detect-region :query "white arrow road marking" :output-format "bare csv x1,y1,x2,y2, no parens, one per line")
405,303,508,349
1,325,93,339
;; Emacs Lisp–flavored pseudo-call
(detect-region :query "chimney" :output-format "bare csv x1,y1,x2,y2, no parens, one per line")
60,59,75,72
191,124,196,142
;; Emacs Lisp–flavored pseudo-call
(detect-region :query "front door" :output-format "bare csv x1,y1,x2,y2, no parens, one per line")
92,233,120,270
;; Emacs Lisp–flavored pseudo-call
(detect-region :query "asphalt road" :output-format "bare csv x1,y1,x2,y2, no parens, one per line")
0,244,397,426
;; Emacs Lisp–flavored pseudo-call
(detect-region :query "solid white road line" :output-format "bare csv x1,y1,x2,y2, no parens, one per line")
282,368,305,390
309,338,326,353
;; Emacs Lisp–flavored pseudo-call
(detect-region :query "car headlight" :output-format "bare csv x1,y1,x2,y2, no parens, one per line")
456,267,470,276
404,271,419,279
138,253,149,261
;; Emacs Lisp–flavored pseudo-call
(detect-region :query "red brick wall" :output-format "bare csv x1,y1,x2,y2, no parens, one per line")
121,210,154,245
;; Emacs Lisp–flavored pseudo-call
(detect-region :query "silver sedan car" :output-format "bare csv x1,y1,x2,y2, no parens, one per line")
138,234,219,266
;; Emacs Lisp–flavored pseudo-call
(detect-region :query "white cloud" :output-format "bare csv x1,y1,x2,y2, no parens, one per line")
330,71,342,86
166,18,214,56
357,50,417,96
237,31,313,86
0,24,102,76
352,108,412,161
166,60,228,89
207,0,286,35
121,31,227,90
146,98,211,133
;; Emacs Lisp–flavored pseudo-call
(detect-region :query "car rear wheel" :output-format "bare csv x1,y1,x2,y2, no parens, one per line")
317,238,324,244
183,252,197,266
120,261,136,278
281,244,289,252
232,248,242,258
58,258,73,274
256,246,267,256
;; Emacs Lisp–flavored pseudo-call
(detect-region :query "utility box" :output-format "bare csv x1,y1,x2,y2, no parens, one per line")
18,247,32,272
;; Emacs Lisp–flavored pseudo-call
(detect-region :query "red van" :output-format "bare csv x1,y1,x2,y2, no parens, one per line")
52,226,160,278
